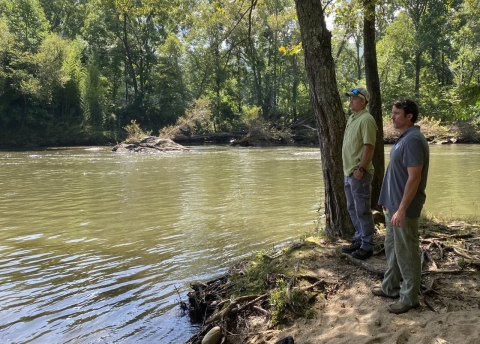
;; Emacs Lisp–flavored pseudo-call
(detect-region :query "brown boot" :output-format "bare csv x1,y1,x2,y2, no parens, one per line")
387,301,419,314
371,287,399,299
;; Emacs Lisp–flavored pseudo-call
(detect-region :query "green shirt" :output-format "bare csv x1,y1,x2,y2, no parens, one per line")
342,109,377,176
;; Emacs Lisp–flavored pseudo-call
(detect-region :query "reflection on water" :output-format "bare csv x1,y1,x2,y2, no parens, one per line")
0,146,322,343
425,145,480,217
0,144,478,343
385,144,480,218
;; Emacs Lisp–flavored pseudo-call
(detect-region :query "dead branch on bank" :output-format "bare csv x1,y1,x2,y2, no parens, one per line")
347,222,480,277
205,294,268,325
344,254,386,277
421,232,473,242
184,269,339,344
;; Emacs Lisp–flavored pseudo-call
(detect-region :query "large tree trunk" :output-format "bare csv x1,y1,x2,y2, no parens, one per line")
363,0,384,211
294,0,353,237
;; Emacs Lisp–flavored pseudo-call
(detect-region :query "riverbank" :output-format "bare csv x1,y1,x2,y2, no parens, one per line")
171,117,480,146
383,117,480,144
184,215,480,344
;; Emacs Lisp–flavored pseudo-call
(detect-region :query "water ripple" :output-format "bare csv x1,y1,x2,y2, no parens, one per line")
1,145,478,343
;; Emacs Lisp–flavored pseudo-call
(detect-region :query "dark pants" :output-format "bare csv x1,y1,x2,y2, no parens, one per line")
344,172,374,250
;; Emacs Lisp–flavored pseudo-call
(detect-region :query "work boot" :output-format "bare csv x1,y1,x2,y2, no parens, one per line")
351,248,373,260
341,241,361,254
371,287,399,299
387,301,419,314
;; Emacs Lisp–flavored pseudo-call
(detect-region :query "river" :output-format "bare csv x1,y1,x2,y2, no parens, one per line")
0,144,479,343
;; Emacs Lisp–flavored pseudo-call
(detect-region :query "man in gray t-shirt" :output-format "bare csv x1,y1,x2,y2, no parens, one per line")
372,99,429,315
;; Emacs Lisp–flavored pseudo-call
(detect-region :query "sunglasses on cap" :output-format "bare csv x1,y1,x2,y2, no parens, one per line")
351,89,362,96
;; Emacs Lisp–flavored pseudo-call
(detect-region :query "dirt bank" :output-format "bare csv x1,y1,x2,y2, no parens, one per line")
185,219,480,344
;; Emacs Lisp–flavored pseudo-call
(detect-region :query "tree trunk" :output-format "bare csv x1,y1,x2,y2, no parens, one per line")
415,50,421,97
247,0,265,118
292,54,298,122
122,12,138,94
363,0,384,211
294,0,353,237
355,37,362,80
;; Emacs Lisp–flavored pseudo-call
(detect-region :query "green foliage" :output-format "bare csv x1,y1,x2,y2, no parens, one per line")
376,11,417,113
81,63,108,131
270,278,314,326
457,257,467,269
159,98,214,139
244,115,294,144
123,119,152,143
421,211,480,226
0,0,479,145
383,116,459,142
2,0,50,51
229,249,279,295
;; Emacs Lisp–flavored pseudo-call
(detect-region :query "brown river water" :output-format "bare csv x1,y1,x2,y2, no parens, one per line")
0,144,479,343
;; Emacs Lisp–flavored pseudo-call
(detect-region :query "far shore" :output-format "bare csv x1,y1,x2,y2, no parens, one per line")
1,115,478,149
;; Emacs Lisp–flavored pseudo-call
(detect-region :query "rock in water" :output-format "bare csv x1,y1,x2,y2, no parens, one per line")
201,326,222,344
112,136,189,153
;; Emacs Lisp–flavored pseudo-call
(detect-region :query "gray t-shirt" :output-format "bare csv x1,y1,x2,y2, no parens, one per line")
378,126,429,218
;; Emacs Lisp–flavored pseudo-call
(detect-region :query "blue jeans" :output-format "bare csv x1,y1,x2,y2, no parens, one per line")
344,172,374,250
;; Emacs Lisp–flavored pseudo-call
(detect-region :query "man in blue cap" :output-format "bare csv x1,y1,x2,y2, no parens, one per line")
341,87,377,260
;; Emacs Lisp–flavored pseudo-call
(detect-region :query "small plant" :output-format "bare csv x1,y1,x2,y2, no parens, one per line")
123,120,151,143
457,257,467,269
270,278,314,326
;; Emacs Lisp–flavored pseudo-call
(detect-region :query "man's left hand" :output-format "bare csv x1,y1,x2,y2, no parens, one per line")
353,169,364,180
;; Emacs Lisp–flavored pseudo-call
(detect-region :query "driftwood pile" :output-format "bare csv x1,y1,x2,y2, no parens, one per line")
183,243,340,344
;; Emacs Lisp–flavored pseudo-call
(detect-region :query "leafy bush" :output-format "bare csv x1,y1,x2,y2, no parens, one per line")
244,117,293,144
228,246,315,326
383,116,458,142
159,98,214,139
270,278,315,326
123,120,152,143
416,117,456,141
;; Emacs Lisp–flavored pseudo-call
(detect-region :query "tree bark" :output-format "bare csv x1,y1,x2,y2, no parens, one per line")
294,0,353,237
414,50,421,97
363,0,384,211
292,54,299,122
122,12,138,94
247,0,265,118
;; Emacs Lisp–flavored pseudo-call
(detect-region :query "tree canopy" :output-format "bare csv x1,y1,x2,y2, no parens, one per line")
0,0,479,146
